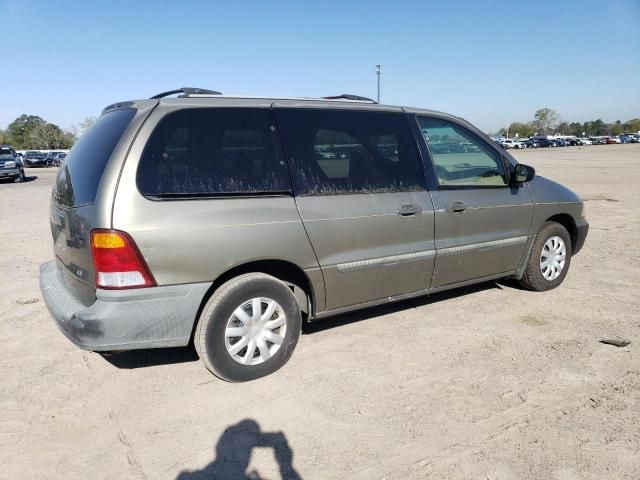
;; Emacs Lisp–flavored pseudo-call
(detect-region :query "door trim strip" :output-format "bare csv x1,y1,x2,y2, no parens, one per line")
335,235,530,273
437,235,529,257
336,250,436,273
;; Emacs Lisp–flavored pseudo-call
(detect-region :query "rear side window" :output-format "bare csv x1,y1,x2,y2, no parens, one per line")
137,108,291,197
275,109,424,195
54,108,136,207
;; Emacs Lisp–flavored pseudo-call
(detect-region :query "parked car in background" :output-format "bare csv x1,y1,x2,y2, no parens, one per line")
589,137,607,145
565,138,582,146
39,88,589,381
45,152,66,167
46,152,60,167
501,139,526,149
0,145,26,183
627,135,639,143
23,151,48,167
552,139,567,147
607,136,621,144
579,138,592,145
536,139,556,148
524,139,540,148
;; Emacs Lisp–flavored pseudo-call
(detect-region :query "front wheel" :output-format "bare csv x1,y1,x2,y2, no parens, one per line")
517,221,572,291
195,273,302,382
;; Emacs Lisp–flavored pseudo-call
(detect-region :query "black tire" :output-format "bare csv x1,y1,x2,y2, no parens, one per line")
518,221,572,291
195,273,302,382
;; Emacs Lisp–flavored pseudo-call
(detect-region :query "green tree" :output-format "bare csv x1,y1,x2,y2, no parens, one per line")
610,121,623,135
623,118,640,133
582,121,593,136
556,122,572,135
507,122,535,138
591,119,606,135
30,121,76,149
532,108,559,135
569,122,583,136
60,131,75,148
6,114,45,149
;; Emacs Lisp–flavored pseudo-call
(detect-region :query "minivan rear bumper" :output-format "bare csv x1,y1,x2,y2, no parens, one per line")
39,260,211,351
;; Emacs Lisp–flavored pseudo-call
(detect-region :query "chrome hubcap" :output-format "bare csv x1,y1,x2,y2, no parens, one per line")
540,236,566,281
225,297,287,366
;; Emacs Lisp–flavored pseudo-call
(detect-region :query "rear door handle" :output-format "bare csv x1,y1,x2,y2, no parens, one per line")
397,203,422,216
446,201,468,214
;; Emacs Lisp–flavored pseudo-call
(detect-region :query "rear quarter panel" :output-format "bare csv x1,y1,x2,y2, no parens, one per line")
111,103,324,308
48,101,158,306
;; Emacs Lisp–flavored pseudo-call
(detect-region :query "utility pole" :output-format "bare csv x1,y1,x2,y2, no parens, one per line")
376,64,382,103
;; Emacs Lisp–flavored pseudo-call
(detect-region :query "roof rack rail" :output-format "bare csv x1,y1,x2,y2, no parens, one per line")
150,87,222,99
322,94,377,103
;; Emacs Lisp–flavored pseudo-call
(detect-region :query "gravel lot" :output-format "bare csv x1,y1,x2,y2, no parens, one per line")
1,145,639,479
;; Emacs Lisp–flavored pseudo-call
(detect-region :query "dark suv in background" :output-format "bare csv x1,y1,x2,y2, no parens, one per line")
0,145,25,182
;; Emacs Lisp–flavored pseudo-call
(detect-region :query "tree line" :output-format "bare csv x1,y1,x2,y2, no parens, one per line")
497,108,640,138
0,115,96,150
3,109,638,148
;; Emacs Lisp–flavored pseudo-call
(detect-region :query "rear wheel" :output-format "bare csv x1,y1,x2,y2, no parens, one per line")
518,221,572,291
195,273,302,382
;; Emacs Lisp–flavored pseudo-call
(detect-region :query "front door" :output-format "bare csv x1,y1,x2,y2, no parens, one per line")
415,115,534,288
275,107,436,311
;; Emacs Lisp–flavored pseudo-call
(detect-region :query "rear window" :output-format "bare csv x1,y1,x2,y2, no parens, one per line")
54,108,135,207
137,108,291,198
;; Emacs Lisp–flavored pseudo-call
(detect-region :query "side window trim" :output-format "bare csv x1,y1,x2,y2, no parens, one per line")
406,113,440,191
270,106,300,197
413,114,511,190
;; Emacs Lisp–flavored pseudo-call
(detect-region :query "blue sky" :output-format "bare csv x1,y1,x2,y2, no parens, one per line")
1,0,638,133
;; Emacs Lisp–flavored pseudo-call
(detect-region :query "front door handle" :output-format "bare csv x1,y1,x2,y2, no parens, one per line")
397,203,422,216
446,201,468,214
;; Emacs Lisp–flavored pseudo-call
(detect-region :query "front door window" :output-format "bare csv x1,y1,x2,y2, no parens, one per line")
417,117,507,187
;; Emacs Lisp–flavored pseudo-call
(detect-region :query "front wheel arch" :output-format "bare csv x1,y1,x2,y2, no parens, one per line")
518,221,572,291
545,214,577,252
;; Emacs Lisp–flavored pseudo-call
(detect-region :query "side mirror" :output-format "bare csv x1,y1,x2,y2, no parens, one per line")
512,163,535,184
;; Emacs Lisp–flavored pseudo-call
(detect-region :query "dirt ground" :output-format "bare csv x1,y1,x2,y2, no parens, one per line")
1,144,639,480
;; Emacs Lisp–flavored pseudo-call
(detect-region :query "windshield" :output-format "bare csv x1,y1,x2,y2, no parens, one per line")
0,148,13,156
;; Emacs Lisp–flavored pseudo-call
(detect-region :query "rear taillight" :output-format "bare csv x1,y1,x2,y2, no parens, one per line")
90,229,156,289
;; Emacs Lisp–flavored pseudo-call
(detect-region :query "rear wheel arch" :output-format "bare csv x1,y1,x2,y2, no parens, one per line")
190,260,315,343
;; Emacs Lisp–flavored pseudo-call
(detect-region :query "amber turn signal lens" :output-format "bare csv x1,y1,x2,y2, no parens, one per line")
91,232,126,249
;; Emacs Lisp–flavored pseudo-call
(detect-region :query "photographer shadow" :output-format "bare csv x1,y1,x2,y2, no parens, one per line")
176,419,302,480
